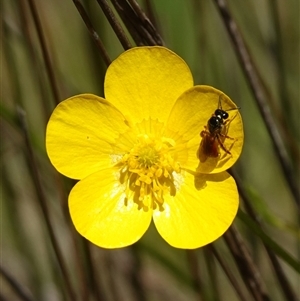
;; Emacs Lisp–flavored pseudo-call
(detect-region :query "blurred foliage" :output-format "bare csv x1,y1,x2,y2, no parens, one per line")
1,0,299,301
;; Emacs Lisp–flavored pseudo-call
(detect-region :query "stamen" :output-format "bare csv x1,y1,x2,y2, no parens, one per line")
117,134,180,211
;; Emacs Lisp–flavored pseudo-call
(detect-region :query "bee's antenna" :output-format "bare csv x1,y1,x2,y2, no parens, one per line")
218,95,222,109
219,94,240,111
226,107,240,112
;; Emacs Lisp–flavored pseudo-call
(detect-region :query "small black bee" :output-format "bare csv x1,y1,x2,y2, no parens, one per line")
200,95,238,159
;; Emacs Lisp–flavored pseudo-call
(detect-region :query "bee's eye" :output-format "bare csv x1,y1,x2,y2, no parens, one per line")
214,109,221,116
222,111,229,119
215,109,228,119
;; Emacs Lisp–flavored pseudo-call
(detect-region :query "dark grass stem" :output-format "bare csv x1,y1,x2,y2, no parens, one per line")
17,108,77,301
46,177,94,301
110,0,145,46
73,0,111,66
24,0,95,296
18,0,53,120
1,17,68,298
95,0,132,49
208,245,249,301
82,240,107,301
129,245,147,301
144,0,161,34
105,253,123,301
111,0,163,46
0,292,11,301
269,0,299,166
59,198,91,301
231,169,299,301
186,250,205,301
203,247,220,300
212,0,300,208
0,265,35,301
127,0,164,45
110,0,153,46
224,226,271,301
71,236,90,300
26,0,60,106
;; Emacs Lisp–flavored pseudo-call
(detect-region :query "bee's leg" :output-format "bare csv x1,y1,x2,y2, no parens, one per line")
217,135,232,155
221,113,239,140
224,112,238,127
219,133,234,140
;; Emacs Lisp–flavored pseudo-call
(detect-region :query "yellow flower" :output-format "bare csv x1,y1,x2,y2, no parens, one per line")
46,46,243,249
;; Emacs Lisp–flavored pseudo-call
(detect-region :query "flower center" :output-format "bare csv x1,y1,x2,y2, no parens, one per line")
117,134,180,211
138,146,159,168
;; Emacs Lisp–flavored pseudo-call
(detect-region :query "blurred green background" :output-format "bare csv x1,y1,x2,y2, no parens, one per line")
1,0,299,300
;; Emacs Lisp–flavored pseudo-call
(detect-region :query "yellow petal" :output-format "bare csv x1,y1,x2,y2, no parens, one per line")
153,171,239,249
46,94,132,179
69,168,152,248
104,46,193,125
166,85,244,173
